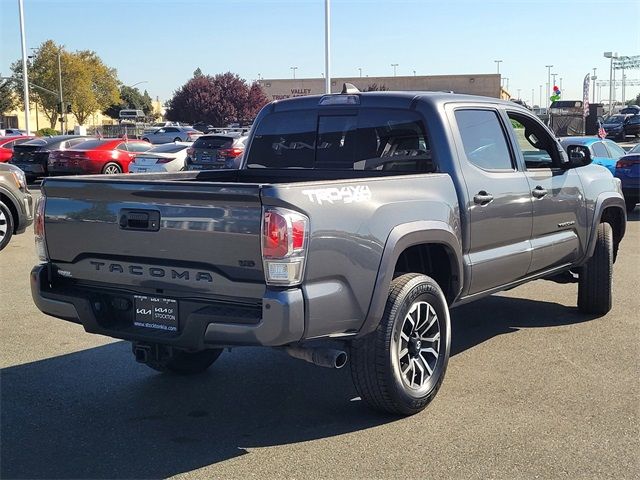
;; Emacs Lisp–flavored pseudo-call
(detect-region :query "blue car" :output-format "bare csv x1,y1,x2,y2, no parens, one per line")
559,136,627,175
615,153,640,212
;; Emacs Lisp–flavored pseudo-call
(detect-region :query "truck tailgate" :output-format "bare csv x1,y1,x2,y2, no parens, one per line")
42,178,265,300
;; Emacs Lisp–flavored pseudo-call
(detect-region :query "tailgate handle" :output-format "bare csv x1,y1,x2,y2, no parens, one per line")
119,209,160,231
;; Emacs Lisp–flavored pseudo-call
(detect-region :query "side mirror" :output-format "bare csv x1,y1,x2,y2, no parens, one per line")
565,145,592,168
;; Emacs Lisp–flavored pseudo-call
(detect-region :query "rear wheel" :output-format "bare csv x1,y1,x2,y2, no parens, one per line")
578,222,613,314
174,137,181,142
142,138,150,143
350,273,451,415
102,162,122,174
0,201,14,251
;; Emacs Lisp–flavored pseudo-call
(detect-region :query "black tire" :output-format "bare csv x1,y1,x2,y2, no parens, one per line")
350,273,451,416
146,348,223,374
625,197,637,213
102,162,122,174
0,201,14,252
578,222,613,315
173,137,181,142
142,138,150,143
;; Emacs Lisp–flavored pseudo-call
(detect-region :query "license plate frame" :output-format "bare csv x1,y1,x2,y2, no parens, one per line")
133,295,179,332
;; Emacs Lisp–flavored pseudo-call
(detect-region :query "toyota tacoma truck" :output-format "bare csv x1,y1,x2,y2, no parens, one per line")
31,88,626,415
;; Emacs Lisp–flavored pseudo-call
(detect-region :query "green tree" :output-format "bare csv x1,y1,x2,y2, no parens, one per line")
11,40,120,128
0,80,17,115
103,85,154,120
626,93,640,106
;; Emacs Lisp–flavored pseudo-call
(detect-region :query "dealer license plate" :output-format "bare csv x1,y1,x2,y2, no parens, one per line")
133,296,178,332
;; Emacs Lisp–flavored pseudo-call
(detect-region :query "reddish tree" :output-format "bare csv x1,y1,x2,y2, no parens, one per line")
165,72,269,126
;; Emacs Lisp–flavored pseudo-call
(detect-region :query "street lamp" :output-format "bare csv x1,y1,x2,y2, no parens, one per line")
539,84,543,107
391,63,399,76
290,66,298,79
494,60,502,74
127,81,149,89
551,73,558,89
502,77,509,91
559,77,563,90
413,70,416,76
517,88,521,99
591,68,597,104
18,0,30,134
545,64,553,107
604,52,618,114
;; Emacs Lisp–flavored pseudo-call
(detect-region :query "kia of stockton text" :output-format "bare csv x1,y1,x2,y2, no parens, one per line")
31,88,626,415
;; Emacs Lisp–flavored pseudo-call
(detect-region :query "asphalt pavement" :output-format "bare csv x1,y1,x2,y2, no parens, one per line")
1,191,638,479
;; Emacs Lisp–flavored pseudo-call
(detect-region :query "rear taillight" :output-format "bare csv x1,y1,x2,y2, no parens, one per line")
616,157,640,169
34,196,48,263
219,148,244,158
261,207,309,286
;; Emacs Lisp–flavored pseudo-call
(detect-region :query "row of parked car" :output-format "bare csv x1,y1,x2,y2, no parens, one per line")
0,131,249,182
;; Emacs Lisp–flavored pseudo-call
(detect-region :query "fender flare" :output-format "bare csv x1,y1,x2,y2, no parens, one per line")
357,220,463,337
581,192,626,264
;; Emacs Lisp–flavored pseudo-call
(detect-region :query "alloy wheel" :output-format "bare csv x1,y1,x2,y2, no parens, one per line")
0,209,6,242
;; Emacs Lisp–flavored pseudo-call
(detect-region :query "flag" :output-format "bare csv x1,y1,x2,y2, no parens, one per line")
582,73,590,117
598,120,606,139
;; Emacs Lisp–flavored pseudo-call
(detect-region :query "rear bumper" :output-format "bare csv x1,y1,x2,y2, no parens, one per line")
30,264,305,348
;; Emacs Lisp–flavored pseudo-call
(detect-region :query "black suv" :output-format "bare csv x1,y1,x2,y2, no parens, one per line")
602,114,640,140
10,135,93,182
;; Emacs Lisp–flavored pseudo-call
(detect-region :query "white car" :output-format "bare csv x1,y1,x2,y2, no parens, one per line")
128,142,191,173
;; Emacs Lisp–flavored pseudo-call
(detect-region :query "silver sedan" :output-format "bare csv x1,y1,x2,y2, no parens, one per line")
141,126,202,144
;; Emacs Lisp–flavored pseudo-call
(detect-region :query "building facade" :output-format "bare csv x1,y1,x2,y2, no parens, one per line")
258,73,508,101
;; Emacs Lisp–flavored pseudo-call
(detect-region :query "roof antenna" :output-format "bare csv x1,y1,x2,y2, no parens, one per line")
341,82,360,94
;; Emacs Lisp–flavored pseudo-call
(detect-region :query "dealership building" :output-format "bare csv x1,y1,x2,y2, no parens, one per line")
258,73,508,101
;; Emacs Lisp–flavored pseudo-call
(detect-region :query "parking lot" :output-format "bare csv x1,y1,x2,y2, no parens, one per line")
0,189,637,479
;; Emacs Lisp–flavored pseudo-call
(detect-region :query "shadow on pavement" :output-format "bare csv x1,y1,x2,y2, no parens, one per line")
1,295,598,479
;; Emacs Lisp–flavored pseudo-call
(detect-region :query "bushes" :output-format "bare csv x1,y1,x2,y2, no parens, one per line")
36,128,59,137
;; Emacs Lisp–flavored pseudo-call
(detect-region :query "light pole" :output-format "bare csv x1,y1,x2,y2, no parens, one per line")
531,88,534,108
591,68,597,104
502,77,509,91
127,81,148,89
539,84,543,107
413,70,416,77
494,60,502,74
604,52,618,115
324,0,331,93
18,0,30,135
559,77,563,90
358,67,362,78
545,64,553,107
517,88,521,99
290,66,298,79
551,73,558,89
391,63,398,77
58,51,65,133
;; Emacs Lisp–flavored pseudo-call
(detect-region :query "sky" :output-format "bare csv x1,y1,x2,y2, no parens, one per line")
1,0,639,106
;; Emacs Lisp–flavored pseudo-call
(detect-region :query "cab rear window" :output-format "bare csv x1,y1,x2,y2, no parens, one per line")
246,108,434,172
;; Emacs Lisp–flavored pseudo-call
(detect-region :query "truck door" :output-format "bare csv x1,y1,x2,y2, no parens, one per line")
450,107,533,295
504,110,586,273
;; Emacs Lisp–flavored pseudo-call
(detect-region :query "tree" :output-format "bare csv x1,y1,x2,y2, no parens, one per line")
193,67,203,78
11,40,120,127
626,93,640,106
165,72,269,125
0,80,17,115
103,85,154,120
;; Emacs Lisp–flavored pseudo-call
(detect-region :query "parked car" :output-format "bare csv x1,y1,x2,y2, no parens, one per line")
1,129,27,137
192,122,214,134
128,142,191,173
142,122,183,135
0,163,33,251
615,153,640,212
601,114,640,140
185,134,247,170
32,90,626,416
619,105,640,115
48,138,152,175
627,143,640,154
559,137,627,174
142,126,202,144
0,136,35,162
10,135,93,182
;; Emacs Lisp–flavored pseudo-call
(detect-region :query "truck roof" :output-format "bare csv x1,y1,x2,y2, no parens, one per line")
270,90,525,112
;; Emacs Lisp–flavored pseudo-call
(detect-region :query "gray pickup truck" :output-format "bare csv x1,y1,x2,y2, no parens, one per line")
31,89,627,415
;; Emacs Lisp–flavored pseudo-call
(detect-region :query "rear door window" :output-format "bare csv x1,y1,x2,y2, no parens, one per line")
591,142,610,158
605,141,626,158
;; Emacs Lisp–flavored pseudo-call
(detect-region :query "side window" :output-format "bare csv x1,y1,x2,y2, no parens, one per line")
116,143,129,151
591,142,609,158
605,141,626,158
506,111,557,169
67,138,87,147
166,127,179,133
3,141,15,149
128,143,152,153
455,109,514,170
156,128,166,134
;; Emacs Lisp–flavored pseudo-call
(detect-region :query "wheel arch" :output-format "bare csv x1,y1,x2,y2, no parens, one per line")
584,193,626,263
358,221,463,338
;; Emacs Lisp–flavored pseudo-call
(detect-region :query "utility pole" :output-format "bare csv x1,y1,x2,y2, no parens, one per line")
58,51,64,133
18,0,30,135
545,65,553,107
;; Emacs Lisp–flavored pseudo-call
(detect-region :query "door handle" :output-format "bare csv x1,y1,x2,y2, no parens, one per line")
532,186,548,198
473,191,494,205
